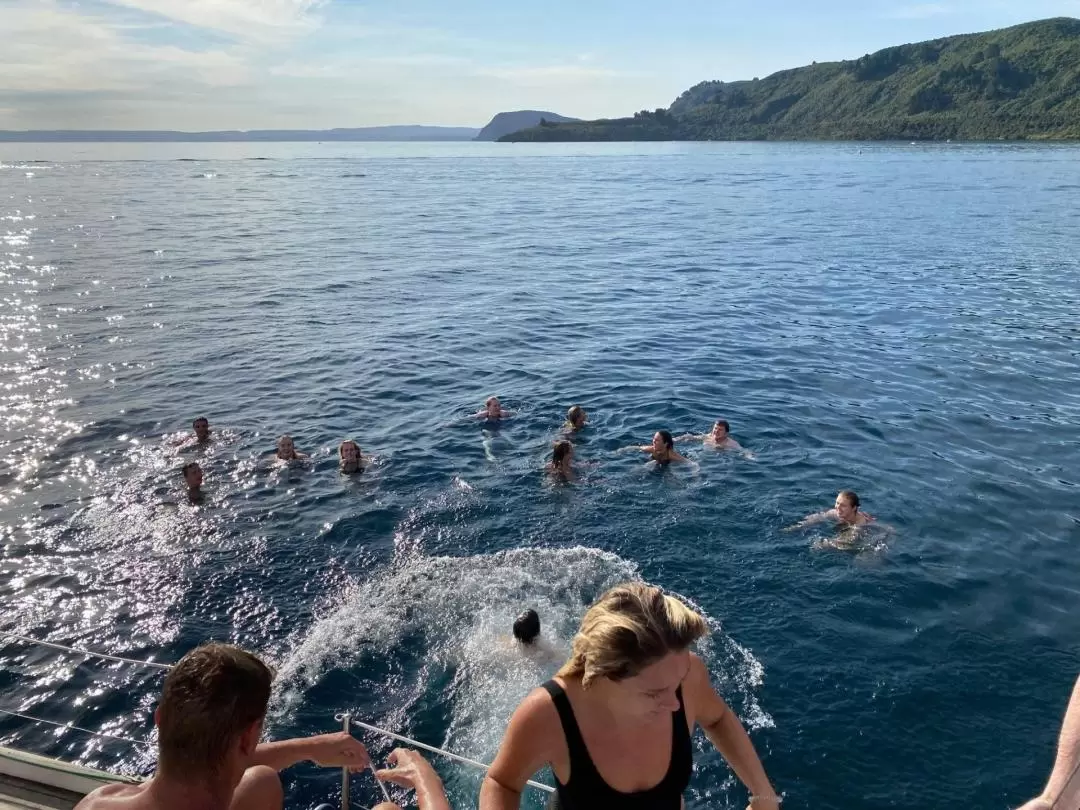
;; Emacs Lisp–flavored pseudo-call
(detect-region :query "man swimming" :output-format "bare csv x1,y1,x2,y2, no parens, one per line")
625,430,690,465
677,420,748,453
173,416,212,448
182,462,204,503
339,440,364,474
474,397,514,421
513,609,541,645
790,490,875,529
274,435,309,462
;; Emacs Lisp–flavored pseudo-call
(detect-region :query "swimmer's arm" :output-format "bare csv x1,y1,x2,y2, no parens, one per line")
784,510,835,531
687,655,779,808
617,445,651,454
1018,675,1080,810
674,433,705,443
480,691,554,810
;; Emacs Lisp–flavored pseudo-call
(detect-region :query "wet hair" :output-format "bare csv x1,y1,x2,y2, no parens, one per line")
157,644,274,779
181,462,201,482
513,609,541,644
567,406,586,428
838,490,860,509
193,417,209,429
338,440,361,460
552,440,573,468
485,396,499,408
714,420,730,432
657,430,674,450
557,582,707,689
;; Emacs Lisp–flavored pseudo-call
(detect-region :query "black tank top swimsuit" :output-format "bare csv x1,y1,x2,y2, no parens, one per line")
541,679,693,810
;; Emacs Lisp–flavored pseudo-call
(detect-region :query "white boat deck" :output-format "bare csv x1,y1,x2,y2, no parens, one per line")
0,747,135,810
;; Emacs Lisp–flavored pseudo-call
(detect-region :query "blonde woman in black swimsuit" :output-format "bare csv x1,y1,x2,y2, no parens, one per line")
480,583,779,810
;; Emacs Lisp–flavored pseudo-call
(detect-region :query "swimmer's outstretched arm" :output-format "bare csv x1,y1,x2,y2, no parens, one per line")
1018,675,1080,810
784,509,835,531
674,433,706,443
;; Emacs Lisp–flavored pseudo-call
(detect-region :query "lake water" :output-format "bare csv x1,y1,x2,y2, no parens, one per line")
1,141,1078,810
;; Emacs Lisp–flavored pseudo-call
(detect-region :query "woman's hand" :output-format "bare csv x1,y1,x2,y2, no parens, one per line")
376,749,451,810
748,795,782,810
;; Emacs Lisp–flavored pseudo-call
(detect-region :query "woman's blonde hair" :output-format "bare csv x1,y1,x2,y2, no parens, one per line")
557,582,708,688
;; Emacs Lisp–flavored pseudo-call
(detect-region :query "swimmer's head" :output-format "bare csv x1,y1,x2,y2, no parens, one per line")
484,397,500,416
339,440,361,465
193,417,210,442
567,406,587,429
836,490,860,523
552,440,573,470
652,430,674,454
558,583,707,715
712,420,730,441
276,435,295,458
182,462,203,490
513,609,541,645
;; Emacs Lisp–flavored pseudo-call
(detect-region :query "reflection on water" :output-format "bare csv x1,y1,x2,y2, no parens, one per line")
2,143,1079,809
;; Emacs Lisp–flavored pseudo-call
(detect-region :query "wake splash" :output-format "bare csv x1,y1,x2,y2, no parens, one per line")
271,545,773,800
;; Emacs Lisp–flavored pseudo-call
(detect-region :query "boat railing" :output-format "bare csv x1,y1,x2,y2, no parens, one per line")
0,630,555,808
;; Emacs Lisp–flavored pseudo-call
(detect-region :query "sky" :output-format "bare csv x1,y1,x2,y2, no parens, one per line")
1,0,1078,130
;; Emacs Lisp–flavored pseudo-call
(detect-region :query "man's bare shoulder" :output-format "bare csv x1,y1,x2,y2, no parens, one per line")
75,782,148,809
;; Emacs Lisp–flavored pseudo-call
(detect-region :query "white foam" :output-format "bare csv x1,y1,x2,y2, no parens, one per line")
271,542,774,791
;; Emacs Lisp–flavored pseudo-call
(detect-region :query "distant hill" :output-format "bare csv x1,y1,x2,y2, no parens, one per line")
0,126,480,143
474,111,579,141
503,18,1080,142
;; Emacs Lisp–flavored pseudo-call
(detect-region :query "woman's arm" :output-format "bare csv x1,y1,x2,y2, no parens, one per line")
685,655,779,810
480,690,557,810
1018,675,1080,809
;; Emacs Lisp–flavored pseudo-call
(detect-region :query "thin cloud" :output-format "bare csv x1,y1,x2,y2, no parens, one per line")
101,0,326,38
886,3,953,18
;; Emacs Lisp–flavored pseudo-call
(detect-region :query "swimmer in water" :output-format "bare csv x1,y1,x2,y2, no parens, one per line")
513,609,541,645
173,416,211,447
182,462,203,503
547,440,575,480
677,420,751,456
474,396,514,421
339,440,364,474
274,435,309,462
510,609,565,670
563,405,588,432
789,490,875,530
624,430,690,465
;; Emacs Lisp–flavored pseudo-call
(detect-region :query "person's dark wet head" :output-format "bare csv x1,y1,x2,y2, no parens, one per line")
711,420,730,442
193,417,211,443
550,440,574,478
513,609,541,645
652,430,676,461
182,462,203,499
566,406,587,431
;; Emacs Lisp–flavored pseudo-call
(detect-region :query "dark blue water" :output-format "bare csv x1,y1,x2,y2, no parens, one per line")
1,142,1078,810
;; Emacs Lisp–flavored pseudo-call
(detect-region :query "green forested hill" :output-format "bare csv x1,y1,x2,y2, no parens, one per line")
503,18,1080,141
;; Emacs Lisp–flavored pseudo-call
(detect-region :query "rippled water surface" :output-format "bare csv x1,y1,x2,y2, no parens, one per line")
1,141,1079,810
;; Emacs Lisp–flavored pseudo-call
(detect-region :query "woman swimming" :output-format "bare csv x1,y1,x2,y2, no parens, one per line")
564,406,588,432
475,396,515,421
624,430,690,466
339,440,364,474
480,582,780,810
274,435,309,462
547,440,575,480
